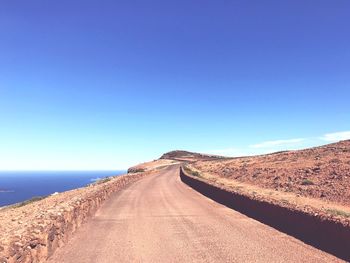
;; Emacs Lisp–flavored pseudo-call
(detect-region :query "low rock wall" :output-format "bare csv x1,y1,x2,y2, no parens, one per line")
180,167,350,262
0,172,149,263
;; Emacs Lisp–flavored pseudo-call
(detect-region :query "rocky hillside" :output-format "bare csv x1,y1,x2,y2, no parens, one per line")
160,150,224,162
191,140,350,206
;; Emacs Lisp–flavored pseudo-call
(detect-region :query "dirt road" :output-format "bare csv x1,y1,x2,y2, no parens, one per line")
48,165,342,262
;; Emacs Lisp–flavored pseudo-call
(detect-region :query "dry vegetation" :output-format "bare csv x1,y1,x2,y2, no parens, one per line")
164,141,350,225
192,140,350,207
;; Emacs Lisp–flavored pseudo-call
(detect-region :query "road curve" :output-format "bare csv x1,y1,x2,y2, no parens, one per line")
48,165,343,263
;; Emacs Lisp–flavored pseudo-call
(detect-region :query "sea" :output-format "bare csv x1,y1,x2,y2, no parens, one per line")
0,171,125,207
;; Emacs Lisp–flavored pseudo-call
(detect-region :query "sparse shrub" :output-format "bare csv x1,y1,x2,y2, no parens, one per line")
14,196,47,208
128,168,146,173
326,209,350,218
301,179,314,186
94,177,113,185
191,171,200,177
183,166,191,173
183,166,201,177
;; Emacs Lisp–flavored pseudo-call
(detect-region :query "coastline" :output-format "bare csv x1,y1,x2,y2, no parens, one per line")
0,170,152,263
0,171,125,208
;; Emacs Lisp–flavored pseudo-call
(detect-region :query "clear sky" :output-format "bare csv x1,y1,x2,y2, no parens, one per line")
0,1,349,170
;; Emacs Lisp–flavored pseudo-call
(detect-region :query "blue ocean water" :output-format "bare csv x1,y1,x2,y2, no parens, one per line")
0,171,125,207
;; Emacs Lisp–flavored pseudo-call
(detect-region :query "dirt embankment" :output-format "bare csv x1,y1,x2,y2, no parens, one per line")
0,171,152,263
192,140,350,207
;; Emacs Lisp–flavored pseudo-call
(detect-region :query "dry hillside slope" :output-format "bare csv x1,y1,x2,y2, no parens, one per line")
191,140,350,206
160,150,225,162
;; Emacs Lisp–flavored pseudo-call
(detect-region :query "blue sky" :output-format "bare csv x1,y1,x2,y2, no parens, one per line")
0,1,349,170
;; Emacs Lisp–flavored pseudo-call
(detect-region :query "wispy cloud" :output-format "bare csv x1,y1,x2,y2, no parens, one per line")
205,131,350,158
250,138,305,149
320,131,350,142
206,138,307,157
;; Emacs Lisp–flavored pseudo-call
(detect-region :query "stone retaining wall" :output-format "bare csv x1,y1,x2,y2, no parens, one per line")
180,166,350,262
0,172,149,263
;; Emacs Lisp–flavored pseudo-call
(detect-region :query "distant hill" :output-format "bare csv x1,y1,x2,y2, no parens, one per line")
129,140,350,206
160,150,225,162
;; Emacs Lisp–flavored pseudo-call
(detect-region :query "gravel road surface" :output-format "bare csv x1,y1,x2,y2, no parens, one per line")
48,165,342,262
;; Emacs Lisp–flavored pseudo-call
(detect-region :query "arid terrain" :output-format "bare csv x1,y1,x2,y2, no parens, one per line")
156,140,349,231
47,165,341,263
0,171,155,263
127,158,180,173
1,141,350,262
191,140,350,207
